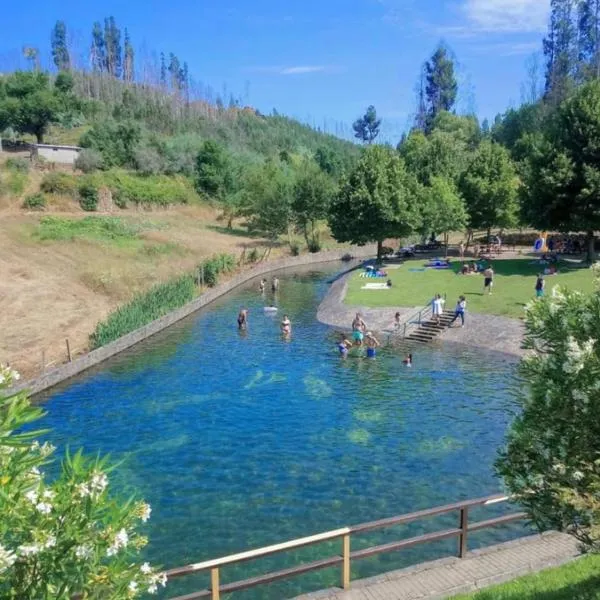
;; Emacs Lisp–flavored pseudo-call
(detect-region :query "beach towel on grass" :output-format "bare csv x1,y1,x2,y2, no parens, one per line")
361,283,390,290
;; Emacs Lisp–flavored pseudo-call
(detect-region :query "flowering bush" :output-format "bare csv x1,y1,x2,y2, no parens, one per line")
0,364,167,598
497,271,600,551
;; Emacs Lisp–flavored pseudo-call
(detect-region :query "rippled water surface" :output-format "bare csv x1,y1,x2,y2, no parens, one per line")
38,264,523,599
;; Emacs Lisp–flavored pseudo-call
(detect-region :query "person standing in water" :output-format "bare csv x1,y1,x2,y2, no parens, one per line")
352,313,367,345
403,353,413,367
338,335,353,358
281,315,292,336
272,277,279,292
365,332,380,358
237,308,248,330
259,279,266,293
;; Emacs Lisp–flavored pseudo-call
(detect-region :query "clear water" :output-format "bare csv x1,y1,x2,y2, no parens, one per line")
36,264,524,599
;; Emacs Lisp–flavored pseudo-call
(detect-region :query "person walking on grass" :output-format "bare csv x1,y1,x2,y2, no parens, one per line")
483,264,494,295
535,274,545,298
449,296,466,328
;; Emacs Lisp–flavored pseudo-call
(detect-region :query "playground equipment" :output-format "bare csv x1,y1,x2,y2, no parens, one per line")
534,232,548,253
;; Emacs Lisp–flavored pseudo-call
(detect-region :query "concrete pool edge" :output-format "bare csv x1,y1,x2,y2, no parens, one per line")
317,272,526,358
11,246,376,396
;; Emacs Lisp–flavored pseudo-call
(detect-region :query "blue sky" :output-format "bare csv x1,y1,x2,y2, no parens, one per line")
1,0,550,142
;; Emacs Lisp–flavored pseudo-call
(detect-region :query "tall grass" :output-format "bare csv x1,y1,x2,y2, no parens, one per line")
90,275,196,349
90,253,237,348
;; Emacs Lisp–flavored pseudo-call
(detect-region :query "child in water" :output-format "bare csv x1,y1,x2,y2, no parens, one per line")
338,335,353,358
365,332,380,358
281,315,292,336
403,353,413,367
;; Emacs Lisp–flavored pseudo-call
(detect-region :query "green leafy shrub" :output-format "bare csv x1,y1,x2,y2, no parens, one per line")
78,181,99,211
247,248,259,263
22,193,46,210
40,172,77,195
0,364,167,599
74,148,103,173
196,254,236,287
90,274,196,348
5,157,30,173
307,239,322,253
100,171,194,206
79,119,141,168
290,242,300,256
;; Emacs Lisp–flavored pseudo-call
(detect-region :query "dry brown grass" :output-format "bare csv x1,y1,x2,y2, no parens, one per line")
0,201,275,379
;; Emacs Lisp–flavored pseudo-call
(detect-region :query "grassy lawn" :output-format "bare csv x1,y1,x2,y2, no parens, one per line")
345,257,595,319
450,554,600,599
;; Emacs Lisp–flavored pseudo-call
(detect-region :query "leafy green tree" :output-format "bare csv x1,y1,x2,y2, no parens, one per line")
0,72,68,143
195,140,233,199
497,274,600,551
459,140,519,240
314,146,342,177
421,176,469,254
329,145,422,260
0,364,167,598
425,44,457,131
352,105,381,144
51,21,70,71
241,160,293,240
292,161,336,251
521,80,600,261
577,0,600,81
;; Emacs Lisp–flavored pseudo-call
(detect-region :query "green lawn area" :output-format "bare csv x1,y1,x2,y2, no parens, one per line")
450,554,600,599
345,258,595,319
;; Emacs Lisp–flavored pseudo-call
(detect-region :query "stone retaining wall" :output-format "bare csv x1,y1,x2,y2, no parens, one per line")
12,246,375,396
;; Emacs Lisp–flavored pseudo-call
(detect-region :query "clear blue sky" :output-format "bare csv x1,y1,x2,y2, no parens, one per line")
0,0,550,142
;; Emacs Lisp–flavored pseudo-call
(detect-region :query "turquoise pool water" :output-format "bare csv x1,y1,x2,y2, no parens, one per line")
37,263,522,599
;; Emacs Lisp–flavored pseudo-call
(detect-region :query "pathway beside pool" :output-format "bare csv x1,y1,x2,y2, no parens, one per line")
294,531,580,600
317,273,525,358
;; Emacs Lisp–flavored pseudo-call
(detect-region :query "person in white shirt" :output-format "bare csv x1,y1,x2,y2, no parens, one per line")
449,296,467,327
431,294,445,324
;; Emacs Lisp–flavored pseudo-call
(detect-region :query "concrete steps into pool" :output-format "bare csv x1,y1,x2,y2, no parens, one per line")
405,311,455,343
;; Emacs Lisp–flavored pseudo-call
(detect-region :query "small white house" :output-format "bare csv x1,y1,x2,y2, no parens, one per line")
32,144,81,165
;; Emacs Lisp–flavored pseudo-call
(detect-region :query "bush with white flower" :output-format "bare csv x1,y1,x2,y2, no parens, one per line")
0,364,167,598
497,272,600,551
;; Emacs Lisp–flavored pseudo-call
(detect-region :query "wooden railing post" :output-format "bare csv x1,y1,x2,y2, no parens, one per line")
211,567,220,600
66,338,72,362
458,507,468,558
342,534,351,590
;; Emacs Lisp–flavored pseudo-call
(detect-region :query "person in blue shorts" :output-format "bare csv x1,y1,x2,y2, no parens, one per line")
338,335,353,358
365,332,380,358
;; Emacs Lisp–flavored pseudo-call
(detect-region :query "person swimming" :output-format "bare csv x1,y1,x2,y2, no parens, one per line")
403,353,413,367
338,335,353,358
281,315,291,336
365,332,380,358
237,308,248,330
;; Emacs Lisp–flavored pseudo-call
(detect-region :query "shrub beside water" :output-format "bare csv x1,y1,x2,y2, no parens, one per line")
196,254,236,287
22,193,46,210
90,274,197,348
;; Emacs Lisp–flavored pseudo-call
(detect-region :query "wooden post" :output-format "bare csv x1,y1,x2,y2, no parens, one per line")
342,534,351,590
66,338,72,362
210,567,220,600
458,507,468,558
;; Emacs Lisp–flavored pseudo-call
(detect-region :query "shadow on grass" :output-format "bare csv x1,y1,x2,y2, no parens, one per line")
206,224,264,239
464,574,600,600
450,258,590,278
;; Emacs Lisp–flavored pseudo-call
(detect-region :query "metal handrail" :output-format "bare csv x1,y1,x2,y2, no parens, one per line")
400,293,447,338
165,493,525,600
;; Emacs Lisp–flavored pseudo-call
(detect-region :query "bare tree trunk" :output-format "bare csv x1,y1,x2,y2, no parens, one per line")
377,239,383,262
587,230,595,264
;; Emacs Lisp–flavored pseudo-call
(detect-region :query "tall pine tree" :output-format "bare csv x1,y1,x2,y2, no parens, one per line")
168,53,181,91
544,0,577,104
424,44,457,132
577,0,600,81
123,29,134,82
91,22,105,73
104,17,122,78
51,21,70,71
160,52,167,87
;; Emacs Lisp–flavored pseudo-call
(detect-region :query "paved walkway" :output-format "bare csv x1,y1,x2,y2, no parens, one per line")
294,532,580,600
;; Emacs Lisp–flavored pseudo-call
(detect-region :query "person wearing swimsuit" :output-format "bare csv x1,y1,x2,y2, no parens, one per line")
338,335,352,358
365,332,380,358
281,315,292,336
351,313,367,345
237,308,248,330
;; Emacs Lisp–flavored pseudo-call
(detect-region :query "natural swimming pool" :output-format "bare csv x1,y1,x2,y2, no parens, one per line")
37,263,524,599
